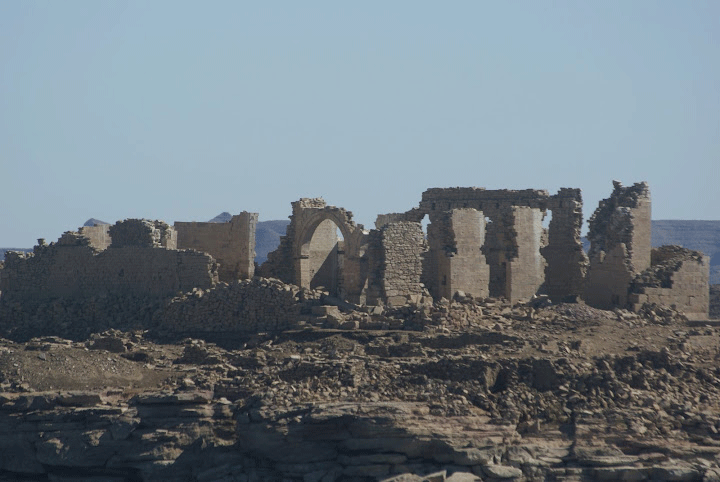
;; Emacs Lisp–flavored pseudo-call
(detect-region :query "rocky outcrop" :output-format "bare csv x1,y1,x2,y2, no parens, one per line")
2,296,720,481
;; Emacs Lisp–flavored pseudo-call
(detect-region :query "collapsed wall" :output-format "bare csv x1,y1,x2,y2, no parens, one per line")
175,211,258,282
0,222,214,302
584,181,652,310
0,220,219,339
158,278,320,334
630,245,710,319
541,189,588,302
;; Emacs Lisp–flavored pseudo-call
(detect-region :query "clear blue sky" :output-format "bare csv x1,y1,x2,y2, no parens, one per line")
1,1,718,248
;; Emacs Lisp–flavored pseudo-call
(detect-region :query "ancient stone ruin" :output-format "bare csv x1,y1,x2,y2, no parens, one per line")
0,182,717,482
0,181,710,334
256,182,708,318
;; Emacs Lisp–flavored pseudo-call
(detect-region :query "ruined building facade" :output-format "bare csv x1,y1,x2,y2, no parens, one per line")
0,182,711,320
256,182,707,317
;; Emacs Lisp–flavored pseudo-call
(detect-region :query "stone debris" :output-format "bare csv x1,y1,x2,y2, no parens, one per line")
0,295,719,480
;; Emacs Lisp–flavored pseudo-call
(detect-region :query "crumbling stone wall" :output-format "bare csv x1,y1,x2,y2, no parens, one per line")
541,189,588,302
585,181,651,309
175,212,258,281
629,245,709,318
374,208,425,228
109,219,178,249
368,221,426,306
0,221,217,303
418,188,549,302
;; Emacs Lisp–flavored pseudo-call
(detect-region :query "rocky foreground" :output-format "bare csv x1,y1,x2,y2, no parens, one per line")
1,297,720,481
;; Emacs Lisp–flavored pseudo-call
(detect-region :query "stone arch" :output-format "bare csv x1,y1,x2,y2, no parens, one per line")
289,200,367,300
295,210,357,261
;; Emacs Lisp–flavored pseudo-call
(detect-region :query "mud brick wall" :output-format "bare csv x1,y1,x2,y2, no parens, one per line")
364,229,384,305
630,246,710,318
585,181,651,310
175,212,258,282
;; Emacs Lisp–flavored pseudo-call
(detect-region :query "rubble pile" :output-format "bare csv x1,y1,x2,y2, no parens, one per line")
633,246,706,289
158,277,324,334
1,294,720,481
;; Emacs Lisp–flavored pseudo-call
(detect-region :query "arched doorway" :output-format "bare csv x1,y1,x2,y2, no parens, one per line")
296,211,355,298
303,219,344,296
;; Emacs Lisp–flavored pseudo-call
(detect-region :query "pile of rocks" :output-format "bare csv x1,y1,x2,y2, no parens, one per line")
1,282,720,480
158,277,324,334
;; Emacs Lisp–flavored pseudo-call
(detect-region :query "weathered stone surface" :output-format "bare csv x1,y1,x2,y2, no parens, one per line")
175,211,257,281
482,464,524,479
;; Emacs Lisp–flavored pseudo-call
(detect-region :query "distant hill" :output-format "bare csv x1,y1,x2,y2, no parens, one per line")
208,212,232,223
255,220,290,265
205,213,289,264
83,218,109,227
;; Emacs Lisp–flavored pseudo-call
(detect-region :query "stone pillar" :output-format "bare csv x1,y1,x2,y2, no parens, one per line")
505,206,545,302
379,221,426,306
542,189,588,302
433,209,489,300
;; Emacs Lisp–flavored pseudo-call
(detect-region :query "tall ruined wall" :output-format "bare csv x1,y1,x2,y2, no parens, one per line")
505,206,546,302
541,189,588,302
428,209,489,300
0,227,217,303
630,246,709,319
585,181,651,309
419,188,549,302
375,221,426,306
175,212,258,281
78,224,111,251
